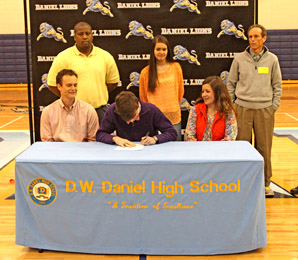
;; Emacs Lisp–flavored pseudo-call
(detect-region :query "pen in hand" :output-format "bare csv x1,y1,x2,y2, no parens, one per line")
144,131,150,140
141,132,151,145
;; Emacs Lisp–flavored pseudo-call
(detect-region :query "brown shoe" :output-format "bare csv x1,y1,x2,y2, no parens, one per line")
290,186,298,195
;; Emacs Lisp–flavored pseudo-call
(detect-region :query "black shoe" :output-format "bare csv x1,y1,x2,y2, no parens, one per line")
290,186,298,195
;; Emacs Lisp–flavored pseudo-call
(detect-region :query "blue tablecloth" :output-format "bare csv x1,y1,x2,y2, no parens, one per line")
15,141,266,255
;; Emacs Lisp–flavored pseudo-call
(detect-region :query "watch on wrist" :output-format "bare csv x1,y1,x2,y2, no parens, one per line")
153,136,158,144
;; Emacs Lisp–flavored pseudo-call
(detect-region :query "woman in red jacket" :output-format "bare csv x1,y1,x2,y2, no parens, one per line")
185,76,237,141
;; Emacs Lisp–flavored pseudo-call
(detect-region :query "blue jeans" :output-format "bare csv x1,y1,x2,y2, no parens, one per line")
173,122,181,141
95,104,109,124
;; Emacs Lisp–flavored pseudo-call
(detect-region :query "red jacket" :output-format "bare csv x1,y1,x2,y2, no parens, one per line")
196,103,225,141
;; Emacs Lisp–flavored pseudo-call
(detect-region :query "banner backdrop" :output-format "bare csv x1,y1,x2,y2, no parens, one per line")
30,0,255,141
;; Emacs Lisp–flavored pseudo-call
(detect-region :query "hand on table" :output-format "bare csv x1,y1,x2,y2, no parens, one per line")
112,136,136,148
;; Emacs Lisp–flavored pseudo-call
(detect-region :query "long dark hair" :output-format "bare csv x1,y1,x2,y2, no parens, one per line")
148,35,174,92
195,76,235,117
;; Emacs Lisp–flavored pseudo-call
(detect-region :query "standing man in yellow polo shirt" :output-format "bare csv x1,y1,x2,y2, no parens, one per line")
47,21,120,122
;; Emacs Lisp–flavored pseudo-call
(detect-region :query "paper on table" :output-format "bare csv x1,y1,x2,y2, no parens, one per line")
114,144,144,151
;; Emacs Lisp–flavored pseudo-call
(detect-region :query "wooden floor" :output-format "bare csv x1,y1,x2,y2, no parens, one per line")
0,85,297,259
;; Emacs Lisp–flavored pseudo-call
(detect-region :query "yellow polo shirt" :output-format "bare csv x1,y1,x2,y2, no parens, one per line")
47,45,120,108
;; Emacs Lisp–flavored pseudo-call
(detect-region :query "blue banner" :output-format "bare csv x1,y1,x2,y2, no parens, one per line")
15,141,266,255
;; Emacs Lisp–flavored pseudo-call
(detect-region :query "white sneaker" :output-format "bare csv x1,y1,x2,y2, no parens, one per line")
265,186,274,197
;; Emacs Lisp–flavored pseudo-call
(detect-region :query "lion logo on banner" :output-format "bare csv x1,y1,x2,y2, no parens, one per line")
217,20,247,40
170,0,200,14
220,71,229,85
83,0,114,17
125,20,154,40
37,23,67,43
180,97,192,111
126,72,140,90
39,73,49,92
173,45,201,66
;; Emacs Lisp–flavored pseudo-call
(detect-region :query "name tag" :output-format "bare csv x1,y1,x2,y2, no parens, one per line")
258,67,269,74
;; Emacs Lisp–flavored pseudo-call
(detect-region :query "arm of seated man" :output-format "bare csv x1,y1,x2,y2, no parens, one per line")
152,108,178,143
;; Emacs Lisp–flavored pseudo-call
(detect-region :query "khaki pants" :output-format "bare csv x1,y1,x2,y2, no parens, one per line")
235,104,275,187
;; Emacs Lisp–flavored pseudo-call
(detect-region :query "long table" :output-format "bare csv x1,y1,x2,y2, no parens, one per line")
15,141,266,255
